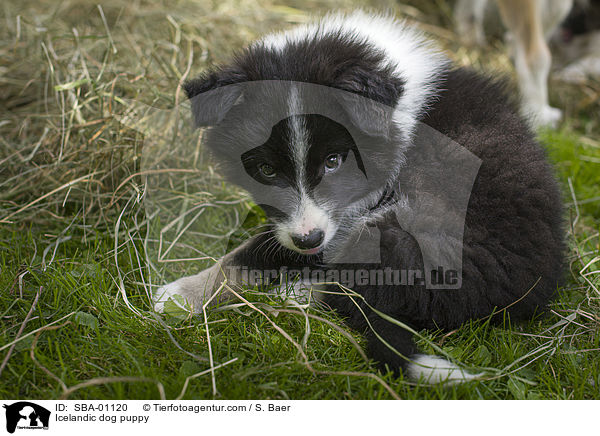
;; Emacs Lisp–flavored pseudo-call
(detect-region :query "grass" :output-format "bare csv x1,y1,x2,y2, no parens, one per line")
1,0,599,400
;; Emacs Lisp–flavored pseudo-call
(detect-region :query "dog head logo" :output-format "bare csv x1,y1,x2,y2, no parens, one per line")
3,402,50,433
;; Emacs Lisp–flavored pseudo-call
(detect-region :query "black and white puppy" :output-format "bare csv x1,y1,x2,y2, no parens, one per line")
154,11,565,383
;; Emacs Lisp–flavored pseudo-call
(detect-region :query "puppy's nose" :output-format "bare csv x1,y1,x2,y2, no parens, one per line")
291,229,324,250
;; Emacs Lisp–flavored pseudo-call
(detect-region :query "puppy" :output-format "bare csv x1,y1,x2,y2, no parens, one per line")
154,11,565,383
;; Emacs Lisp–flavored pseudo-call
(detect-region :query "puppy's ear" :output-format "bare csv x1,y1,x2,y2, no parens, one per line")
183,68,246,127
333,67,405,137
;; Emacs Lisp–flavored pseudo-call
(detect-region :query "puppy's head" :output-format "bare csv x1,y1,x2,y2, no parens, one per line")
183,34,410,255
237,111,376,255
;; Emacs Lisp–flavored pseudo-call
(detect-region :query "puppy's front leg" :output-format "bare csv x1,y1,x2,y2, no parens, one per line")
153,231,313,313
153,238,259,313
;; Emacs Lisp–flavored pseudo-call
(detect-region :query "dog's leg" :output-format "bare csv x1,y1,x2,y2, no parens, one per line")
497,0,567,126
153,232,303,313
322,285,479,384
153,241,250,313
454,0,488,46
541,0,573,40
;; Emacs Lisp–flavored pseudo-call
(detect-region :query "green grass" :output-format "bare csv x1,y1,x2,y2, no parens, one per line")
1,0,599,400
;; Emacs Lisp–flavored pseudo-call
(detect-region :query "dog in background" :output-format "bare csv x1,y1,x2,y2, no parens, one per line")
553,0,600,83
455,0,573,127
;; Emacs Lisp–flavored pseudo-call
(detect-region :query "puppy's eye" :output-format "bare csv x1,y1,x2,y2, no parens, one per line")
259,163,276,178
324,154,342,173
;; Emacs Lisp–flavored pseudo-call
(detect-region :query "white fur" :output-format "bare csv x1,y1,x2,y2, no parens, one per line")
288,84,308,180
155,272,324,312
153,262,225,313
454,0,488,46
275,194,335,252
153,281,188,313
556,54,600,83
407,354,480,384
259,11,450,137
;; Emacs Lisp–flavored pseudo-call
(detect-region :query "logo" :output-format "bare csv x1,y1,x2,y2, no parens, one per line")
3,402,50,434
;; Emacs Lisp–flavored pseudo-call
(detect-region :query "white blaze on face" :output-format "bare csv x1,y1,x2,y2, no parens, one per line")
274,88,334,252
276,193,333,252
288,85,308,184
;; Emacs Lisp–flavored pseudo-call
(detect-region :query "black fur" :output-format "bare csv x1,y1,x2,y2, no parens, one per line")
184,31,405,135
182,23,565,376
323,69,565,372
184,31,406,106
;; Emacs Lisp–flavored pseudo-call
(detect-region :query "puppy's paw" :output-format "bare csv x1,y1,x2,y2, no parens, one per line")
153,280,189,313
153,263,229,313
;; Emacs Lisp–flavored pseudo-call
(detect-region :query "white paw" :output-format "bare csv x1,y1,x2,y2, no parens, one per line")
153,263,227,314
153,281,189,313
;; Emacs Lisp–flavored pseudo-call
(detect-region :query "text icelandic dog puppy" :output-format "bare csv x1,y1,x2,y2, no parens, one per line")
154,11,565,383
